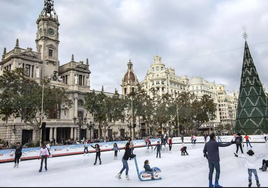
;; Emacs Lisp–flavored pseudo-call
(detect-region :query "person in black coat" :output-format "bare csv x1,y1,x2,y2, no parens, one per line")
203,132,235,187
91,144,101,165
14,142,22,168
115,142,132,181
235,133,244,154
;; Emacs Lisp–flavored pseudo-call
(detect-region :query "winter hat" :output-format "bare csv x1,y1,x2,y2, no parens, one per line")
247,149,254,156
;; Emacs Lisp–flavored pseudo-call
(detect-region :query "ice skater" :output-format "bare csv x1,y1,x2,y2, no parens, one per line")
244,134,252,148
168,137,173,152
259,159,268,171
263,133,267,143
111,143,120,159
128,138,134,160
38,143,49,172
235,133,244,154
84,140,89,155
146,137,153,149
203,132,235,187
91,144,101,165
180,146,189,156
234,149,261,187
46,141,51,156
144,160,155,180
115,142,132,181
154,141,162,158
193,135,197,145
14,142,22,168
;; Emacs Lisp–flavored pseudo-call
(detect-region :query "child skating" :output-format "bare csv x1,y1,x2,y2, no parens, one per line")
154,141,162,158
235,149,261,187
84,140,89,155
180,146,189,156
91,144,101,165
38,143,49,172
111,143,120,160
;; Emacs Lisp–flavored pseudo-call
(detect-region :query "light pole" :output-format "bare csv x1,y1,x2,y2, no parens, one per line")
87,121,95,142
40,83,45,146
73,116,87,143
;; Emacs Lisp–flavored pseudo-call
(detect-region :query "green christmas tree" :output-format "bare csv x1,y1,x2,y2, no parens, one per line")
235,36,268,135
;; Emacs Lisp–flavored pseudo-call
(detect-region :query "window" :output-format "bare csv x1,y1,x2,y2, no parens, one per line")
79,75,83,85
25,64,31,77
156,67,159,71
49,49,53,57
78,100,84,107
156,81,160,85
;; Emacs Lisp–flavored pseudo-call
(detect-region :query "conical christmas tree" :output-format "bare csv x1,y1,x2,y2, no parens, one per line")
235,39,268,134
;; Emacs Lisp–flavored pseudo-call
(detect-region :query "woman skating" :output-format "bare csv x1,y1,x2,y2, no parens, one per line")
14,142,22,168
38,143,49,172
91,144,101,165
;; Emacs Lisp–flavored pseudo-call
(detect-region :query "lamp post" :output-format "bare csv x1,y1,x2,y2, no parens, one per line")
73,116,87,143
40,83,45,146
87,121,95,142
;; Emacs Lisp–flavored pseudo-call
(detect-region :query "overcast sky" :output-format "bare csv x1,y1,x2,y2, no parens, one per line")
1,0,268,94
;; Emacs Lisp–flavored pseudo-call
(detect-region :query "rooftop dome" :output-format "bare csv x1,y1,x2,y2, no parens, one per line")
124,71,136,82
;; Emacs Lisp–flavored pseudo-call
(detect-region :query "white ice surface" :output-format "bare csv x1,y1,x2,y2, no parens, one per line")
1,143,268,187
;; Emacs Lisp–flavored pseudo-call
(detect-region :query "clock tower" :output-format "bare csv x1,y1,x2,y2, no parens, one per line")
35,0,60,78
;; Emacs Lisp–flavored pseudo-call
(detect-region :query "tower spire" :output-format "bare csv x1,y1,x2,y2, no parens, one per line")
71,54,74,61
15,39,19,48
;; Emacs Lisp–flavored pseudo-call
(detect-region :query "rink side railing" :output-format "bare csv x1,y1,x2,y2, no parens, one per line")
0,135,266,163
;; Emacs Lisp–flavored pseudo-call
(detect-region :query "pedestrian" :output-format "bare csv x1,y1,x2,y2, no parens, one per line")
154,141,162,158
115,142,132,181
14,142,22,168
91,144,101,165
168,137,173,152
146,137,153,149
235,133,244,154
234,150,261,187
203,132,235,187
143,159,155,180
84,140,89,155
244,134,252,148
38,143,49,172
111,143,120,160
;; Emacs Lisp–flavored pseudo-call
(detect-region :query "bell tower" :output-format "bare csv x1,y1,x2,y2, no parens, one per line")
35,0,60,78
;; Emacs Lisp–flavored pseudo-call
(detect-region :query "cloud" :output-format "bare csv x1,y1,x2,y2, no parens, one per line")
0,0,268,94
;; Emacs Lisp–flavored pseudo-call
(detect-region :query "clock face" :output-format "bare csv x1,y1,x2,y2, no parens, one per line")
48,28,55,36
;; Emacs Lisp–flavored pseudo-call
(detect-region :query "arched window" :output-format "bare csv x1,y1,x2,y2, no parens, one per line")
78,100,84,107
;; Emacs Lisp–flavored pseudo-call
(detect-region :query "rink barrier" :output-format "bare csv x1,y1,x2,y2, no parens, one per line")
0,135,266,163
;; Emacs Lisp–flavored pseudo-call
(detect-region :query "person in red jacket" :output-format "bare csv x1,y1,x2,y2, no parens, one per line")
168,137,173,152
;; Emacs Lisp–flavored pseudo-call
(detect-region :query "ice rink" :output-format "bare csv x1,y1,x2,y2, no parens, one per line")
0,142,268,187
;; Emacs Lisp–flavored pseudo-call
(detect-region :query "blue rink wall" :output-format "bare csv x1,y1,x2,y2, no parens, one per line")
0,135,266,163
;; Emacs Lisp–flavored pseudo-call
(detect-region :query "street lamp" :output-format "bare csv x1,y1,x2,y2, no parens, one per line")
87,121,95,142
73,116,87,143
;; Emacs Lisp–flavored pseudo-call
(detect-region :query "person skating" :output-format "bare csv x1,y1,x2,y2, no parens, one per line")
180,146,189,156
154,141,162,158
38,143,49,172
235,133,244,154
168,137,173,152
111,143,120,160
144,159,155,179
146,137,153,149
46,142,51,156
244,134,252,148
14,142,22,168
84,140,89,155
234,150,261,187
259,159,268,171
91,144,101,165
115,142,132,181
203,132,235,187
